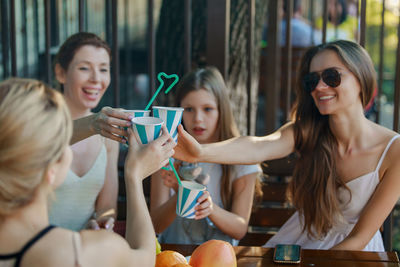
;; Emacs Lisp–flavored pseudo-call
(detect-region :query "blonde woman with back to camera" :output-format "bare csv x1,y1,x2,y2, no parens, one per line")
0,78,175,266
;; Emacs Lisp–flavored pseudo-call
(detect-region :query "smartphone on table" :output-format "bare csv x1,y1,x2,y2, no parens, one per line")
273,244,301,264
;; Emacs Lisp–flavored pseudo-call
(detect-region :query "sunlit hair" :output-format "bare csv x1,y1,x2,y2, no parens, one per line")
0,78,72,218
289,40,376,239
54,32,111,71
176,66,262,209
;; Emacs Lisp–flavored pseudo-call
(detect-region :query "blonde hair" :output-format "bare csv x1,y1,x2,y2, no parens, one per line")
0,78,72,218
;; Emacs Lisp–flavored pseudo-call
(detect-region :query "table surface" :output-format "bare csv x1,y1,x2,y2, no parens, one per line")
162,244,400,267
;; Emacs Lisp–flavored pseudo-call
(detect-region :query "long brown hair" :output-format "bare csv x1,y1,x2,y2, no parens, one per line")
176,66,262,209
289,40,376,238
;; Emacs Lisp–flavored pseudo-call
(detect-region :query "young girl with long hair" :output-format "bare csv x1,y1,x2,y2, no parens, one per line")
174,40,400,251
150,67,262,245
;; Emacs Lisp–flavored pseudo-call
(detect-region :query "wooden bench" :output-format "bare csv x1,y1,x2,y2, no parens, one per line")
238,155,296,246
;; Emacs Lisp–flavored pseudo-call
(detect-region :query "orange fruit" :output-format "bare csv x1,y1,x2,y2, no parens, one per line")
172,264,192,267
189,239,237,267
155,250,188,267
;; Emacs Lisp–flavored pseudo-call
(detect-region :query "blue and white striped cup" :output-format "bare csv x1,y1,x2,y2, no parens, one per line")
152,106,184,143
123,109,151,118
131,116,164,145
176,181,206,219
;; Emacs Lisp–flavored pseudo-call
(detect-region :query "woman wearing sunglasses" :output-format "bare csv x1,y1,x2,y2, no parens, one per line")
174,40,400,251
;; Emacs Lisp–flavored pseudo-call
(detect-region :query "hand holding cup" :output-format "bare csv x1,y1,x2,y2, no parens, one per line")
90,106,133,143
125,126,175,181
194,191,214,220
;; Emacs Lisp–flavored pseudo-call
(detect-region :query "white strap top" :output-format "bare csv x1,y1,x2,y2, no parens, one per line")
374,135,400,172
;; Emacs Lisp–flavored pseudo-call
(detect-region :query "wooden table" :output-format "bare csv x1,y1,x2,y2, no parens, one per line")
162,244,400,266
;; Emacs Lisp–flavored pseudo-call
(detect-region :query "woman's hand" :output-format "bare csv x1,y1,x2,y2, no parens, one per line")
174,125,202,163
90,107,132,144
125,126,175,181
195,191,214,220
86,216,115,231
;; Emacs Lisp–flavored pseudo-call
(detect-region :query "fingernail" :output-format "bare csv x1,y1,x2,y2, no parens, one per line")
128,115,133,120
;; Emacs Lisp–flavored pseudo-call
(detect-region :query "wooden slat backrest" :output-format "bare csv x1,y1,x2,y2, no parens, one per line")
249,207,295,228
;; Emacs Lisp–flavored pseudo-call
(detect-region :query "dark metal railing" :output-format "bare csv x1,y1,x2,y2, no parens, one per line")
111,0,119,107
147,0,155,99
247,0,255,134
184,0,192,73
206,0,230,80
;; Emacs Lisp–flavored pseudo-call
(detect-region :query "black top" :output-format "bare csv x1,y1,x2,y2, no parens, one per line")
0,225,56,267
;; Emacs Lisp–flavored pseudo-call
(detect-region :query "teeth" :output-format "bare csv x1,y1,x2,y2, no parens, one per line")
319,95,334,100
83,89,99,95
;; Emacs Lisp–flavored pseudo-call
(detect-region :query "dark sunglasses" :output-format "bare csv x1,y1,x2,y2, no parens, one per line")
303,68,341,93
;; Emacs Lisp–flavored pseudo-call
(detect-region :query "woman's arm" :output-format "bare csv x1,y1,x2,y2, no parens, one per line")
195,172,259,240
332,139,400,251
123,127,175,265
82,127,175,267
150,170,179,233
72,107,132,145
175,122,295,164
93,138,119,230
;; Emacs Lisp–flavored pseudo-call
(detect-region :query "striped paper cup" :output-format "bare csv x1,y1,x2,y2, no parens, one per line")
176,181,206,219
131,116,164,145
123,109,151,118
152,106,184,142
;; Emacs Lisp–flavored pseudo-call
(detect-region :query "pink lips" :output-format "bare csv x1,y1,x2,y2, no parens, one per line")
192,127,205,135
82,87,101,101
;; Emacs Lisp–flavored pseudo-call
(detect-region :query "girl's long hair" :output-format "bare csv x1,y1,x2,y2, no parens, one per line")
289,40,376,238
176,66,262,209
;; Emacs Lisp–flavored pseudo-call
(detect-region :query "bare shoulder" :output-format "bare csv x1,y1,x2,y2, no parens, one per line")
22,228,129,267
383,133,400,163
79,229,132,266
376,125,400,171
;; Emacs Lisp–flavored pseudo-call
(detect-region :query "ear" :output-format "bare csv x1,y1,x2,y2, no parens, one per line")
55,63,67,84
44,164,57,187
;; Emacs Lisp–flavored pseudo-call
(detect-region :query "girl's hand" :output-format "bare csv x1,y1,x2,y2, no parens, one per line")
125,126,175,181
160,168,179,193
91,107,132,143
195,191,214,220
174,125,202,163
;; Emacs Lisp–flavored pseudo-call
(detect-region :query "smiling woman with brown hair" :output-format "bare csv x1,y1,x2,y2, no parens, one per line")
50,32,119,231
174,40,400,251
